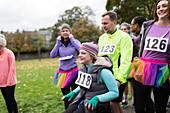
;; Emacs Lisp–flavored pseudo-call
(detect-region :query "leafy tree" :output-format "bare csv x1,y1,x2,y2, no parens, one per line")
51,6,96,49
33,34,45,61
12,30,26,61
57,6,95,27
72,18,102,43
106,0,157,24
5,32,15,51
25,34,34,51
24,31,36,52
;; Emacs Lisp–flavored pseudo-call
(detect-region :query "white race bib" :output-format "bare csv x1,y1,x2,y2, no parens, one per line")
99,43,117,54
144,37,168,52
58,55,73,60
75,71,92,89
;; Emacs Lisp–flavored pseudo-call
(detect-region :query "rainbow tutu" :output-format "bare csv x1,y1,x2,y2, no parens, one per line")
53,67,79,88
127,62,133,79
129,57,169,87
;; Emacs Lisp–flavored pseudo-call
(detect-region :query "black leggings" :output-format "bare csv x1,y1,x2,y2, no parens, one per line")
0,85,18,113
133,79,170,113
64,101,111,113
64,102,86,113
61,83,77,109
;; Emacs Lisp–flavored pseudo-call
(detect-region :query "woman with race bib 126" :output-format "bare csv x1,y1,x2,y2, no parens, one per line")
129,0,170,113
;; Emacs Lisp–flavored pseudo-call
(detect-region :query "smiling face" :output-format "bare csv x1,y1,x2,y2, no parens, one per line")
61,28,70,39
102,15,116,34
121,25,130,34
130,19,138,33
156,0,170,20
79,49,93,66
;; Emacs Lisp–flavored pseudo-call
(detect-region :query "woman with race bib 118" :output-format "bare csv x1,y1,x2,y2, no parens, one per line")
129,0,170,113
61,42,119,113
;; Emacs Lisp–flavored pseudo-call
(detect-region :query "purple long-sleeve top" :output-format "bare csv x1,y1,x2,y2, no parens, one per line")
50,36,81,71
142,24,170,62
133,34,140,57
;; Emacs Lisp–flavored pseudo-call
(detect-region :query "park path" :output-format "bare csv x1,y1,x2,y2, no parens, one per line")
123,97,170,113
123,102,170,113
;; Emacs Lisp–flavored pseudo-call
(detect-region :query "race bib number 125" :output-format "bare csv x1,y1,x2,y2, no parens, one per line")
144,37,168,52
75,71,92,89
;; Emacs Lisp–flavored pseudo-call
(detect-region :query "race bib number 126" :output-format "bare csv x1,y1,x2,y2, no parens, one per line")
75,71,92,89
144,37,168,52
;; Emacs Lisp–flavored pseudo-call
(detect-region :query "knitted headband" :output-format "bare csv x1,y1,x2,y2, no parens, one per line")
80,42,99,57
0,34,6,47
61,24,72,33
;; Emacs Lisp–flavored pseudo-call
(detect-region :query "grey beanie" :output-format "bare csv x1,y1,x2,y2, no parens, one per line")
0,34,7,47
61,24,72,33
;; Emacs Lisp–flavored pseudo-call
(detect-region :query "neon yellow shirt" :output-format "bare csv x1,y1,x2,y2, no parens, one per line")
98,29,133,84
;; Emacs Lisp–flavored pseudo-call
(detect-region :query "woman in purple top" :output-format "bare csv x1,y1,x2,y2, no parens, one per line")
50,23,81,109
129,0,170,113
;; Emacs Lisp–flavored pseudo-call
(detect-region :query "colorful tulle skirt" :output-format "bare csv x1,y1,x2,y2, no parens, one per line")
53,67,79,88
127,62,133,79
129,57,169,87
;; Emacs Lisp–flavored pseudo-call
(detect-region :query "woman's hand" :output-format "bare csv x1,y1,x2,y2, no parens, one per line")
61,91,75,102
57,36,61,40
116,80,121,88
69,34,73,38
85,96,99,111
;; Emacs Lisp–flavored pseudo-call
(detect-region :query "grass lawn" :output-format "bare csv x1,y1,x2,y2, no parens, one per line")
0,58,65,113
0,58,133,113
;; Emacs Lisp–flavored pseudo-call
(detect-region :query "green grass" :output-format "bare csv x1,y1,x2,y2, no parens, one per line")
0,58,133,113
0,58,65,113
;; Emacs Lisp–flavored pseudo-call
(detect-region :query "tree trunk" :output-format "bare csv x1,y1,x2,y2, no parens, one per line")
17,49,20,61
38,48,41,61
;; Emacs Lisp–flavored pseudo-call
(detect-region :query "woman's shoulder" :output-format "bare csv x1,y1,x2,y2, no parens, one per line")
6,48,13,53
100,68,113,79
143,20,156,27
101,68,112,74
5,48,15,57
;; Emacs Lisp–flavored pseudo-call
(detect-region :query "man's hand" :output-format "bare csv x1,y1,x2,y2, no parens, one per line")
116,80,121,88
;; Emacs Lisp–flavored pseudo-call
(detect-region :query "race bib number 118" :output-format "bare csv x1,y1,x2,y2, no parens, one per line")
75,71,92,89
